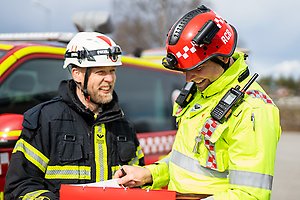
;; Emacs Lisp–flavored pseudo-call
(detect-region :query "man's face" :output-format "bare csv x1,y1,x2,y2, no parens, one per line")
87,66,116,104
74,66,116,104
184,59,224,92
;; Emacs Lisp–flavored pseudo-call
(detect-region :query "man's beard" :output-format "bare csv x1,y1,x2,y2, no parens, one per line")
90,91,113,105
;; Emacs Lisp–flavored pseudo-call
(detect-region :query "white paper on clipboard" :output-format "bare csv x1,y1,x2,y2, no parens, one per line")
72,178,121,188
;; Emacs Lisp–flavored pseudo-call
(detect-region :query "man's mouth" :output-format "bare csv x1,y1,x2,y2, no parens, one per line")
99,86,111,93
195,79,206,86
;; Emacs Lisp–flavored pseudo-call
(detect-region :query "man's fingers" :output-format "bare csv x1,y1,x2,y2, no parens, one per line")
118,174,132,185
113,169,123,179
124,180,138,188
114,165,145,187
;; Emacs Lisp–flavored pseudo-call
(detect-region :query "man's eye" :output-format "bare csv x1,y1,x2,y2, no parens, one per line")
96,71,105,75
197,66,204,71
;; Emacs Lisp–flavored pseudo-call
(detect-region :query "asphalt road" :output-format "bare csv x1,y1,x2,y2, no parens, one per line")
272,132,300,200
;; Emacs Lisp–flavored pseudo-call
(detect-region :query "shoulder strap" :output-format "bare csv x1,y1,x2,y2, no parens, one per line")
22,97,62,130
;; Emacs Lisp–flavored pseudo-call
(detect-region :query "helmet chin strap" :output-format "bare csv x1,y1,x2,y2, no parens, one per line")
81,67,99,106
83,67,90,98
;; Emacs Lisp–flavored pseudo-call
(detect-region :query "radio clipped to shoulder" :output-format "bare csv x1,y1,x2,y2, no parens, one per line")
175,82,197,108
211,73,259,123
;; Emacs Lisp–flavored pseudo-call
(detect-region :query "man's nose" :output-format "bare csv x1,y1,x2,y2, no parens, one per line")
104,73,115,82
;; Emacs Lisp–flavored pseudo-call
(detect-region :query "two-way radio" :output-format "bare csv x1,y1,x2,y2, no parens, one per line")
175,82,197,108
211,73,259,123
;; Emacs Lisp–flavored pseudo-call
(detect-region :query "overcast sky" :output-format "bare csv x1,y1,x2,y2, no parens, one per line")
207,0,300,79
1,0,299,79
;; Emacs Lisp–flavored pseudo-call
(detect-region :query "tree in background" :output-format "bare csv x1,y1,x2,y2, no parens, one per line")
259,76,300,96
111,0,204,55
110,1,299,96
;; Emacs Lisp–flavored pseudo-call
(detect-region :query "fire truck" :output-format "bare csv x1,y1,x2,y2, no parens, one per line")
0,32,185,198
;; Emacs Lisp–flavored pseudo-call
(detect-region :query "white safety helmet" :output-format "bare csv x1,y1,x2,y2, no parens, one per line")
63,32,122,68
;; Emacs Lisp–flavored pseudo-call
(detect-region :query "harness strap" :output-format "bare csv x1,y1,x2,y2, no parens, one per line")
196,117,220,169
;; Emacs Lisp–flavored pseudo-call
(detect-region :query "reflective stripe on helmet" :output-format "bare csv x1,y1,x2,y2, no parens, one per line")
13,139,49,173
45,165,91,180
230,170,273,190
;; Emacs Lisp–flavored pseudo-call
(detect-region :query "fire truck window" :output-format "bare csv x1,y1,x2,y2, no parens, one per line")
0,58,69,114
115,66,185,133
0,50,6,59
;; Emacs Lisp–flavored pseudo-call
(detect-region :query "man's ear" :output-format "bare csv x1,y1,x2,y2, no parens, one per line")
222,57,230,64
216,56,230,64
72,67,84,83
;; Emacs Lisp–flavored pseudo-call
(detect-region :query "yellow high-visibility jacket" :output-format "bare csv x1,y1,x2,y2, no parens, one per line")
146,52,281,200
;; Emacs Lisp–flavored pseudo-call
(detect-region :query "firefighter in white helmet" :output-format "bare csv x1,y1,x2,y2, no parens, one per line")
114,5,281,200
5,32,144,200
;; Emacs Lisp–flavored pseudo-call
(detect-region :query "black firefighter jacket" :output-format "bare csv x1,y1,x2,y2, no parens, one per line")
5,80,144,200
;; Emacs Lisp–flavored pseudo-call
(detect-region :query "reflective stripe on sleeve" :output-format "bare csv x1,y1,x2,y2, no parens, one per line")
170,150,228,179
13,139,49,173
229,170,273,190
45,165,91,180
128,145,144,165
22,190,50,200
128,156,139,165
157,154,170,164
136,145,144,160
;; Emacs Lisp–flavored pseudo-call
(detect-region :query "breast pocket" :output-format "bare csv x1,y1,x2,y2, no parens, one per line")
117,135,136,163
58,134,84,164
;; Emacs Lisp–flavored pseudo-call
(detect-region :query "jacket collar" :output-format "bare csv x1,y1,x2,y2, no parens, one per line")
58,80,124,123
201,52,248,98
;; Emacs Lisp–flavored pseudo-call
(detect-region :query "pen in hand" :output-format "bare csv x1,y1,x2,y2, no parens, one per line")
118,165,127,188
118,165,127,177
120,167,127,177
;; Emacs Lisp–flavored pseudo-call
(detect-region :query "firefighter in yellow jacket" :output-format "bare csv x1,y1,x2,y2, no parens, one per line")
114,5,281,200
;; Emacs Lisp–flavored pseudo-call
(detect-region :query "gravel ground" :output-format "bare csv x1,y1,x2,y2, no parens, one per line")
272,131,300,200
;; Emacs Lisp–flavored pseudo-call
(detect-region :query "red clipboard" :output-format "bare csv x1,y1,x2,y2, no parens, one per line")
60,184,176,200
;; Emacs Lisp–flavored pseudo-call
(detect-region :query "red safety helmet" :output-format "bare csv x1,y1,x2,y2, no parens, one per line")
162,5,237,71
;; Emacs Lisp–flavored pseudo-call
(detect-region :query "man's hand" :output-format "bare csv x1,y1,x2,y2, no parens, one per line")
113,165,152,187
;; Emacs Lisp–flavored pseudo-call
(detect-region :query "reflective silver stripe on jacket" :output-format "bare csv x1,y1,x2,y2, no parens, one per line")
128,147,144,165
170,150,228,179
22,189,50,199
45,166,91,180
230,170,273,190
157,155,170,164
13,139,49,172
